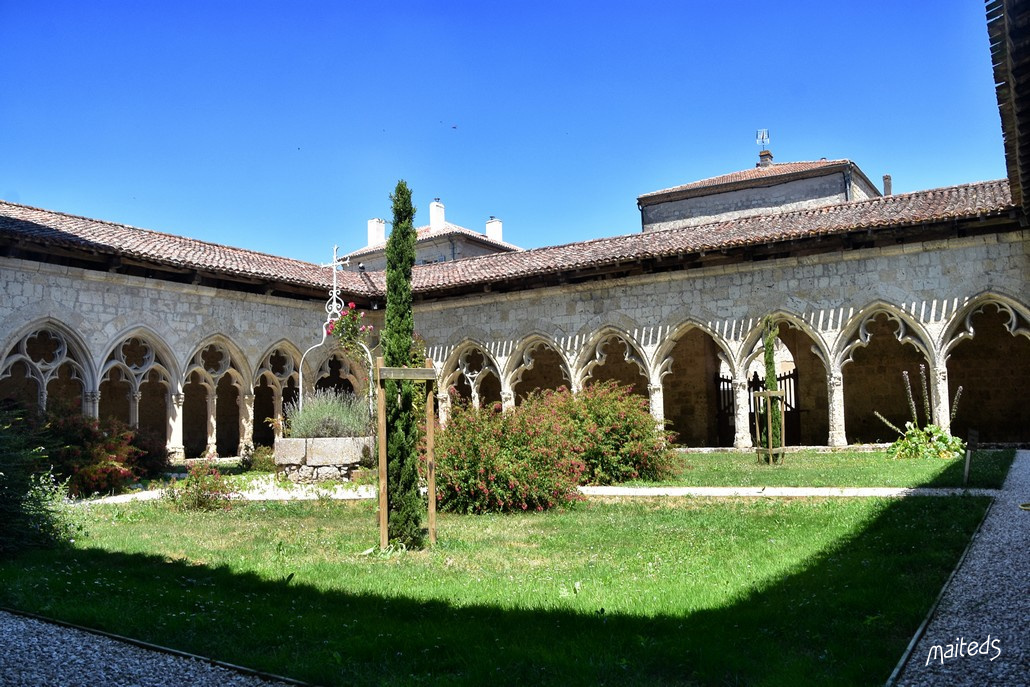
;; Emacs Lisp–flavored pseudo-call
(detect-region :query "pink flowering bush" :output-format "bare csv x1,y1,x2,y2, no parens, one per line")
325,302,373,352
435,383,672,514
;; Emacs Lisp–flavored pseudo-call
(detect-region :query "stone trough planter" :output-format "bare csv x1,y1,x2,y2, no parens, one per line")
274,436,374,483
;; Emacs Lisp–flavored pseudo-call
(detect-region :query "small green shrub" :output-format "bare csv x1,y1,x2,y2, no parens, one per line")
163,459,236,511
243,445,277,472
284,390,371,438
887,422,965,460
0,411,74,556
875,366,965,460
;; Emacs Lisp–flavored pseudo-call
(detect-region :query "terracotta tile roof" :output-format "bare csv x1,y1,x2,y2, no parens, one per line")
1,179,1015,301
0,199,373,296
412,179,1014,293
346,222,521,258
638,159,860,205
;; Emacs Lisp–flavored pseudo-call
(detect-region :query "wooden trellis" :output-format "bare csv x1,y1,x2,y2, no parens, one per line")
375,357,437,548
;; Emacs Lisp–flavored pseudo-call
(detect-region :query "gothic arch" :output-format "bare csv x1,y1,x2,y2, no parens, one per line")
440,339,503,408
740,313,831,446
506,334,572,404
252,342,303,447
0,319,96,414
655,320,733,447
942,293,1030,442
314,349,366,396
180,337,248,457
836,303,932,443
574,327,649,396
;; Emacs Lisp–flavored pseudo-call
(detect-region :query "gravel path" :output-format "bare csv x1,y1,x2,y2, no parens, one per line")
3,455,1025,686
0,611,298,686
893,450,1029,686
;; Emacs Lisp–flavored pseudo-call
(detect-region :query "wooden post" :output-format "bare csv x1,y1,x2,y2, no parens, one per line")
376,357,388,550
374,357,438,548
425,358,437,544
753,390,785,464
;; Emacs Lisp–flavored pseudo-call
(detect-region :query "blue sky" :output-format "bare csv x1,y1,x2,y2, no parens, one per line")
0,1,1005,265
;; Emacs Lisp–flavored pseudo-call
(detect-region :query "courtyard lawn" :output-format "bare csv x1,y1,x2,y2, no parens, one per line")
640,449,1015,489
0,495,991,686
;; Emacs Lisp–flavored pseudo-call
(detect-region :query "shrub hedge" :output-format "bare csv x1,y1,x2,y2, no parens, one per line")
435,382,671,514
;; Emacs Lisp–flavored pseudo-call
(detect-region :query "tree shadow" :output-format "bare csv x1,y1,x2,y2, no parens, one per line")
0,496,995,686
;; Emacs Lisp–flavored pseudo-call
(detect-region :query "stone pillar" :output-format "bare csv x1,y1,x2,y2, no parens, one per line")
501,389,515,411
732,378,753,449
437,391,450,427
168,392,185,462
930,366,951,433
240,392,255,454
205,390,217,457
827,371,847,447
84,390,100,418
647,382,665,426
128,391,142,427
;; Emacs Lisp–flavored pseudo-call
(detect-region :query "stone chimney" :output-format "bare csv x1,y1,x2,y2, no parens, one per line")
758,149,774,168
485,216,503,243
882,174,892,196
367,218,385,246
430,198,445,232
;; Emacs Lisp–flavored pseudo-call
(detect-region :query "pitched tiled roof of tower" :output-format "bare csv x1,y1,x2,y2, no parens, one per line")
345,221,521,258
412,179,1014,293
0,199,371,295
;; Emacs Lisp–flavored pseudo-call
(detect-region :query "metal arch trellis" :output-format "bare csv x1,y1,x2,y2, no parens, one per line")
298,246,375,417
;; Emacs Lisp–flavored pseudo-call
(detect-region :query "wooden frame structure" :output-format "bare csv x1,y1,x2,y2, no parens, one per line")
375,357,437,548
752,389,785,464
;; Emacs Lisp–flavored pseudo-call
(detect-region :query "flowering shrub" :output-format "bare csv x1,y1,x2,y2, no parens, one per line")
164,459,236,511
435,395,585,514
326,302,373,352
552,381,673,484
435,383,672,514
44,410,142,497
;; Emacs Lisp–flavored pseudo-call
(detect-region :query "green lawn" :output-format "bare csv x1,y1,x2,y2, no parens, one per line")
636,449,1015,489
0,494,992,686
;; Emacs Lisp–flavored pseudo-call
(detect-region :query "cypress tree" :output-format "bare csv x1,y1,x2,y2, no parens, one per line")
761,316,782,461
383,180,424,547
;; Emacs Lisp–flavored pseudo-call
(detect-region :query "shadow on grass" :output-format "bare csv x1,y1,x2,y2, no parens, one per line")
916,449,1015,489
0,496,991,687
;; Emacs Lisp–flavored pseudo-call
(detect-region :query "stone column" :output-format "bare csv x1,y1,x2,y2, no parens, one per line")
168,392,185,462
501,389,515,411
240,392,255,455
827,371,847,447
84,390,100,418
647,382,665,427
205,390,217,457
437,391,450,427
128,391,142,427
732,378,753,449
930,365,951,433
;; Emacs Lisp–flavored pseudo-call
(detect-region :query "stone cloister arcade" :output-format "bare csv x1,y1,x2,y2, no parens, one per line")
2,292,1028,454
432,292,1030,447
0,323,371,459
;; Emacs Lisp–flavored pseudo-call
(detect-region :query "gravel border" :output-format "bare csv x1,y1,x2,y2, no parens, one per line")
892,450,1029,686
0,609,301,687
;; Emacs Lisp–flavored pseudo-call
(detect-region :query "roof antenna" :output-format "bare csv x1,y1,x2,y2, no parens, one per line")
756,129,769,150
